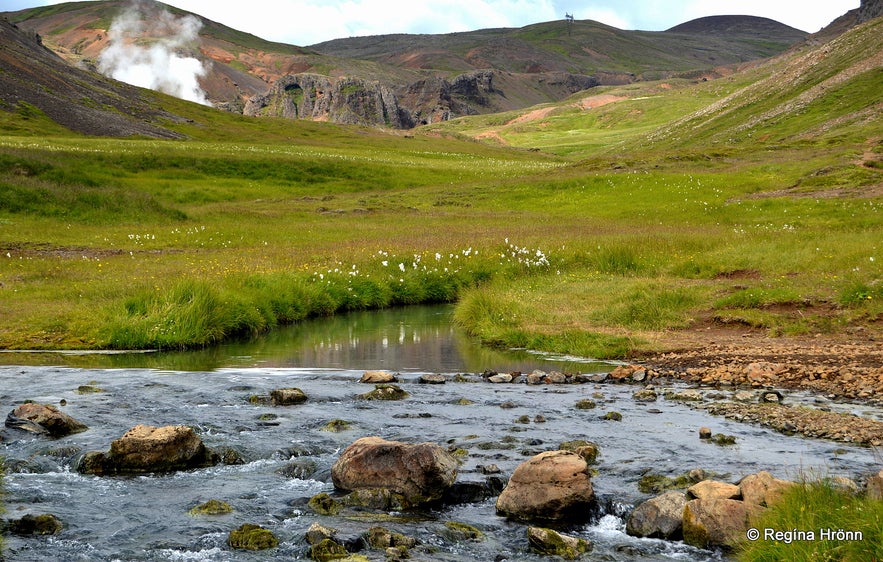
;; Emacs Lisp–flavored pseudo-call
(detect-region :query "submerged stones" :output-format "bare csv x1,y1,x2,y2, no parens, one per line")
77,424,217,475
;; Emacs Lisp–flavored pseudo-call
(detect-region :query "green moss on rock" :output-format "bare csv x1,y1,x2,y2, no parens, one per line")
309,492,343,516
189,499,233,516
358,384,409,401
227,523,278,550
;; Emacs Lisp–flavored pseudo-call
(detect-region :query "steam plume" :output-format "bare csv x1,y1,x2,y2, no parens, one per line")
98,1,211,105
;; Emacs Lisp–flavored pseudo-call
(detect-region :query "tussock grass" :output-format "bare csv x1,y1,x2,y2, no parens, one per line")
737,479,883,562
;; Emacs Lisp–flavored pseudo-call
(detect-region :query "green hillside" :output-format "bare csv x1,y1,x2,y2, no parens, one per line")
0,10,880,355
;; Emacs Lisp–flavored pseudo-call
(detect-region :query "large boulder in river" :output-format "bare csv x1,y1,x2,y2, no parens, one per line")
683,497,759,549
738,471,794,507
6,403,87,437
496,450,595,523
626,490,687,539
331,436,458,508
78,424,217,475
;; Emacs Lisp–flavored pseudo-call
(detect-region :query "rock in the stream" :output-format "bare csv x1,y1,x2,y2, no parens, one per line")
527,526,592,560
360,370,397,383
496,450,595,523
270,387,308,405
358,384,409,400
331,436,458,508
626,491,687,539
686,480,741,501
6,403,87,437
4,513,63,536
227,523,278,551
683,497,759,550
738,471,794,507
77,424,217,475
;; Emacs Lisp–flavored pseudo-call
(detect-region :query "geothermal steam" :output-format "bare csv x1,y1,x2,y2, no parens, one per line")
98,2,211,105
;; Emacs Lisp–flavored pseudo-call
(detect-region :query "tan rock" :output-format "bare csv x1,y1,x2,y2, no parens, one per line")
687,480,741,501
360,370,397,383
496,450,594,523
866,469,883,500
683,498,758,549
739,471,794,507
7,403,87,437
331,436,458,507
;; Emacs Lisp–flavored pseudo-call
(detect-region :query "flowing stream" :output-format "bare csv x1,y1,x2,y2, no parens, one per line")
1,305,880,561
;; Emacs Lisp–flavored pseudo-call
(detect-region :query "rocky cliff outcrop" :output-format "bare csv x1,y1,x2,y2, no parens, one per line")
243,73,413,128
245,69,598,128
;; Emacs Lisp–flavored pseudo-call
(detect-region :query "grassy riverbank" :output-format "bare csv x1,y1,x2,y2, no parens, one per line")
737,479,883,562
2,18,882,354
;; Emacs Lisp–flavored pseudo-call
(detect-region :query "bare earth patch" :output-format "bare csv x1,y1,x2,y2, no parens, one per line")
632,322,883,444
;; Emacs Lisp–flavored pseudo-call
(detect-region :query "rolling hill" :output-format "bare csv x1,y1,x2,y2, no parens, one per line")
5,0,807,127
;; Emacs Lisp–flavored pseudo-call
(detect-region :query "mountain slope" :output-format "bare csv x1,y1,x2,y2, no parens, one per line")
0,15,183,137
311,17,805,77
5,1,809,128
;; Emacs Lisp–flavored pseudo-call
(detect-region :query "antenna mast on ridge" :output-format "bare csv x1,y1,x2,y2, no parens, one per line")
565,13,574,36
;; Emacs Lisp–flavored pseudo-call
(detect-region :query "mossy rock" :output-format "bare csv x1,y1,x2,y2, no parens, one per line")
453,398,474,405
358,384,409,401
310,538,348,561
76,384,104,394
227,523,278,550
638,469,709,494
602,411,623,421
710,433,737,446
342,488,409,511
189,499,233,516
321,419,352,432
277,459,318,479
271,387,308,406
527,526,591,560
6,514,63,535
309,492,343,516
559,440,600,464
442,521,485,542
575,399,596,410
365,525,418,549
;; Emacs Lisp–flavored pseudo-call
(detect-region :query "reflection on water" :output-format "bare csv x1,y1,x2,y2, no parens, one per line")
0,305,613,373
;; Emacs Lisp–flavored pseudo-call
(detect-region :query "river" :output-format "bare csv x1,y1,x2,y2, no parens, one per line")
1,305,879,561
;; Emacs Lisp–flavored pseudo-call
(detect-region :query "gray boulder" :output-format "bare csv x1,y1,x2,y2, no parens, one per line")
626,491,687,539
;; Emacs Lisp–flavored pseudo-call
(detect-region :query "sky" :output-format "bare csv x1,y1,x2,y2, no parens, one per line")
3,0,861,45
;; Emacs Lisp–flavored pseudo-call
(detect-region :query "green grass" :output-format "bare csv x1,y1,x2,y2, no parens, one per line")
737,479,883,562
0,15,881,355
